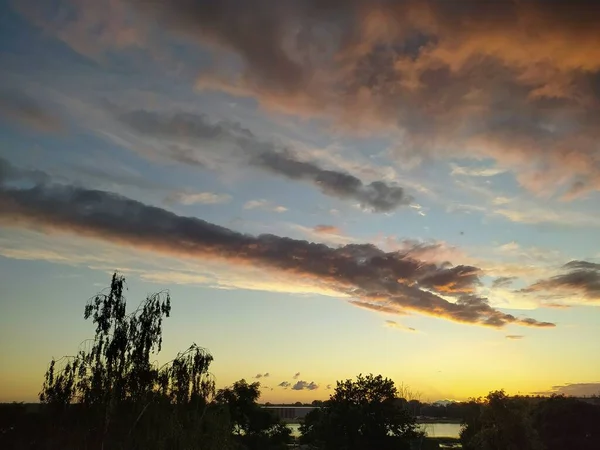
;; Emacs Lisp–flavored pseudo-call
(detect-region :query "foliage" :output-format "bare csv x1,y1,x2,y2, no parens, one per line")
531,395,600,450
461,391,600,450
300,373,421,450
216,379,292,450
29,273,233,449
460,391,543,450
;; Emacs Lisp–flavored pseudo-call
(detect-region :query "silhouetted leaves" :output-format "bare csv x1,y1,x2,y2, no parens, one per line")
300,373,421,450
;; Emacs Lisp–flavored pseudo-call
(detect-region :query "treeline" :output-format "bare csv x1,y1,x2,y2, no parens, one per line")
1,274,599,450
460,390,600,450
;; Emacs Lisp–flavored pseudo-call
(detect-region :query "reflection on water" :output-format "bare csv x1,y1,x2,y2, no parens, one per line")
286,422,461,438
418,422,462,438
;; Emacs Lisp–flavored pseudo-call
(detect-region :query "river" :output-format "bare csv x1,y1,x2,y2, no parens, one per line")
286,422,462,438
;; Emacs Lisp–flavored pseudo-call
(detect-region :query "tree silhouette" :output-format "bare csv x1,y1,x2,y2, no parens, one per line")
461,391,543,450
215,379,291,449
300,373,421,450
38,273,229,449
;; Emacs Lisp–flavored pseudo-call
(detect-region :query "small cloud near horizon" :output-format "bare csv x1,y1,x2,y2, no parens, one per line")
278,381,291,389
254,372,269,379
533,383,600,397
293,372,300,380
292,380,319,391
505,335,524,340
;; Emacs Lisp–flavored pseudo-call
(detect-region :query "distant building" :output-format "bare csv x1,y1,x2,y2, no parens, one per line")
264,406,315,422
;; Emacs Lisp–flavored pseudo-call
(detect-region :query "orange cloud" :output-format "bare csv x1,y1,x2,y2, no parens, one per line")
313,225,341,235
18,0,600,198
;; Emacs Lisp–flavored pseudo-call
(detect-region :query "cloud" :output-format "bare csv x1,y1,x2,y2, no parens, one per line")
384,320,416,333
278,381,291,389
492,277,517,289
14,0,145,58
121,0,600,199
313,225,341,235
17,1,600,198
498,242,520,253
0,158,554,328
292,381,319,391
293,372,300,380
165,191,232,205
288,224,355,246
0,91,63,132
450,164,506,178
243,199,288,213
534,383,600,397
326,384,332,390
116,109,411,212
253,150,412,212
254,373,263,379
263,372,269,378
348,301,409,316
524,260,600,303
505,335,524,340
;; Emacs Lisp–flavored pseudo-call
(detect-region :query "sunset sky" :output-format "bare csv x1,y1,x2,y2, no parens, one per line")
1,0,599,404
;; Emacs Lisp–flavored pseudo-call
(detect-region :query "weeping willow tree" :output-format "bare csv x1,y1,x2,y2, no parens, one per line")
38,273,232,450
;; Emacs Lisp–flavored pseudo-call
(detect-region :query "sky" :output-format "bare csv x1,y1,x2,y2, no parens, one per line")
1,0,599,404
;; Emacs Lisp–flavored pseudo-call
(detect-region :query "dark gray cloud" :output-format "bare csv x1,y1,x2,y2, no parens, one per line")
0,158,50,186
0,91,63,132
524,260,600,302
292,380,319,391
492,276,517,289
116,109,411,212
254,150,411,212
254,373,263,379
0,158,554,328
278,381,291,389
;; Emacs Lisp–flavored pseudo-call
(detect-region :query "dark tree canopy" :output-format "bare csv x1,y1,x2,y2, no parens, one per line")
300,373,421,450
216,379,291,450
17,273,289,450
459,391,600,450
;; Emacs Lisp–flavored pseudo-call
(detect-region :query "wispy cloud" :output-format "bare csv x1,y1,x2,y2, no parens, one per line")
278,381,291,389
244,199,288,213
450,164,505,178
313,225,341,235
384,320,417,332
165,191,232,205
116,109,412,212
293,372,300,380
0,91,63,133
492,277,517,289
505,335,524,340
523,260,600,304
